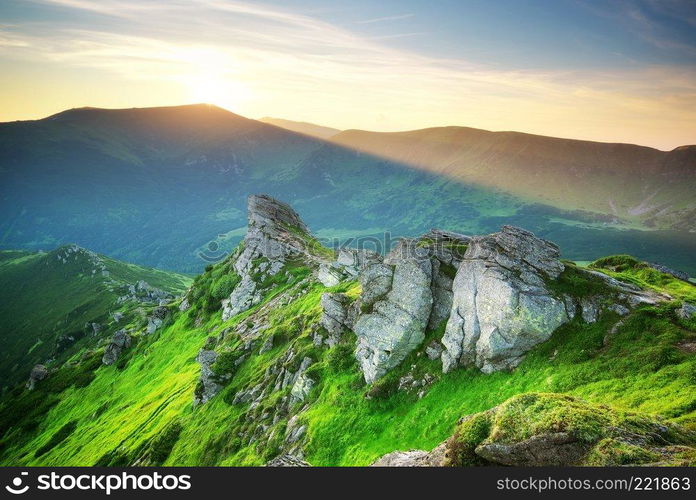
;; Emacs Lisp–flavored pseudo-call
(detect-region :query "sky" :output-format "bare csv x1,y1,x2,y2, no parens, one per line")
0,0,695,149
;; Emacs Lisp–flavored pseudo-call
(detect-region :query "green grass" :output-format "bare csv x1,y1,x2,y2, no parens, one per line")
591,255,696,303
0,249,693,467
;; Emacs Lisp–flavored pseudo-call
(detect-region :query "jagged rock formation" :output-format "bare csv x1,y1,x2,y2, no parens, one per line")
373,393,696,466
441,226,570,373
102,329,132,365
318,248,381,287
26,364,48,390
117,280,173,305
193,349,222,406
222,194,331,321
354,241,433,383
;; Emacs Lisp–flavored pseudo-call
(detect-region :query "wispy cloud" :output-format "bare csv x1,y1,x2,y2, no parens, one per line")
356,13,415,24
3,0,695,149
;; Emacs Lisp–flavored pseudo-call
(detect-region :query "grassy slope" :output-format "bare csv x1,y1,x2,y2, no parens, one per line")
1,252,693,466
0,247,191,388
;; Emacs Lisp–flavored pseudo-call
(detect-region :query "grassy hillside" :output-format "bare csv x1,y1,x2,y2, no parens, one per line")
331,127,696,231
0,248,692,466
0,246,191,389
1,105,694,274
259,117,340,139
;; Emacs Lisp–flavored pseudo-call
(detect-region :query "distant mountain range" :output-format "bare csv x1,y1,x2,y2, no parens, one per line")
1,104,694,274
259,117,340,139
332,127,696,231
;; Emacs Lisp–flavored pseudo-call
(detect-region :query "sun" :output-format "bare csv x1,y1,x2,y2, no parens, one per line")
187,74,250,112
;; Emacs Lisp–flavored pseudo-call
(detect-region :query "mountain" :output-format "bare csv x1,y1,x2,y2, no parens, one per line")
0,195,693,466
259,117,340,139
331,127,696,230
1,104,695,275
0,245,191,388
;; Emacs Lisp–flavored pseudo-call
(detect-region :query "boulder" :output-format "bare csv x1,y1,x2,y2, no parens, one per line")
359,263,393,308
441,226,569,373
193,349,222,405
677,302,696,320
102,329,132,365
26,364,48,390
320,293,352,336
354,240,433,383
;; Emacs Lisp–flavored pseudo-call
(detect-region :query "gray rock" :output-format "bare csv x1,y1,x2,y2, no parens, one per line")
26,364,48,390
222,195,330,321
425,341,443,360
317,264,343,287
646,262,690,282
290,357,315,404
320,293,350,335
441,226,570,374
372,442,446,466
677,302,696,320
580,297,600,323
266,454,310,467
475,432,589,466
179,298,190,312
193,349,222,405
428,259,454,330
102,329,132,365
359,263,394,308
355,242,433,383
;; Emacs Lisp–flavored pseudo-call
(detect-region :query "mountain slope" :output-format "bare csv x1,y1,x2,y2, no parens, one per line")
259,117,340,139
331,127,696,230
0,196,693,467
0,246,191,388
1,105,695,275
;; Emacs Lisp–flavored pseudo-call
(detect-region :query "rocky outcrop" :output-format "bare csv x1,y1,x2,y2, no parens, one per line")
317,248,381,287
193,349,222,406
354,241,434,383
102,329,131,365
374,393,696,467
26,364,48,390
441,226,570,374
146,306,169,334
222,195,330,321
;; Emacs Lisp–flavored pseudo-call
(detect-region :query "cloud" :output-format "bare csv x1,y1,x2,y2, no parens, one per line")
3,0,695,148
356,13,415,24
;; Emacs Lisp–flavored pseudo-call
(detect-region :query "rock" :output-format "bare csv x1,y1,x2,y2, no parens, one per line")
372,443,447,466
266,454,311,467
102,329,132,365
646,262,690,282
320,293,351,336
259,335,274,354
425,341,443,360
221,195,330,321
428,259,454,330
580,297,600,323
355,240,433,383
290,357,315,404
146,306,169,334
441,393,695,466
193,349,221,405
317,264,343,287
359,262,394,309
677,302,696,320
442,226,570,374
112,311,123,322
26,364,48,390
179,298,190,311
